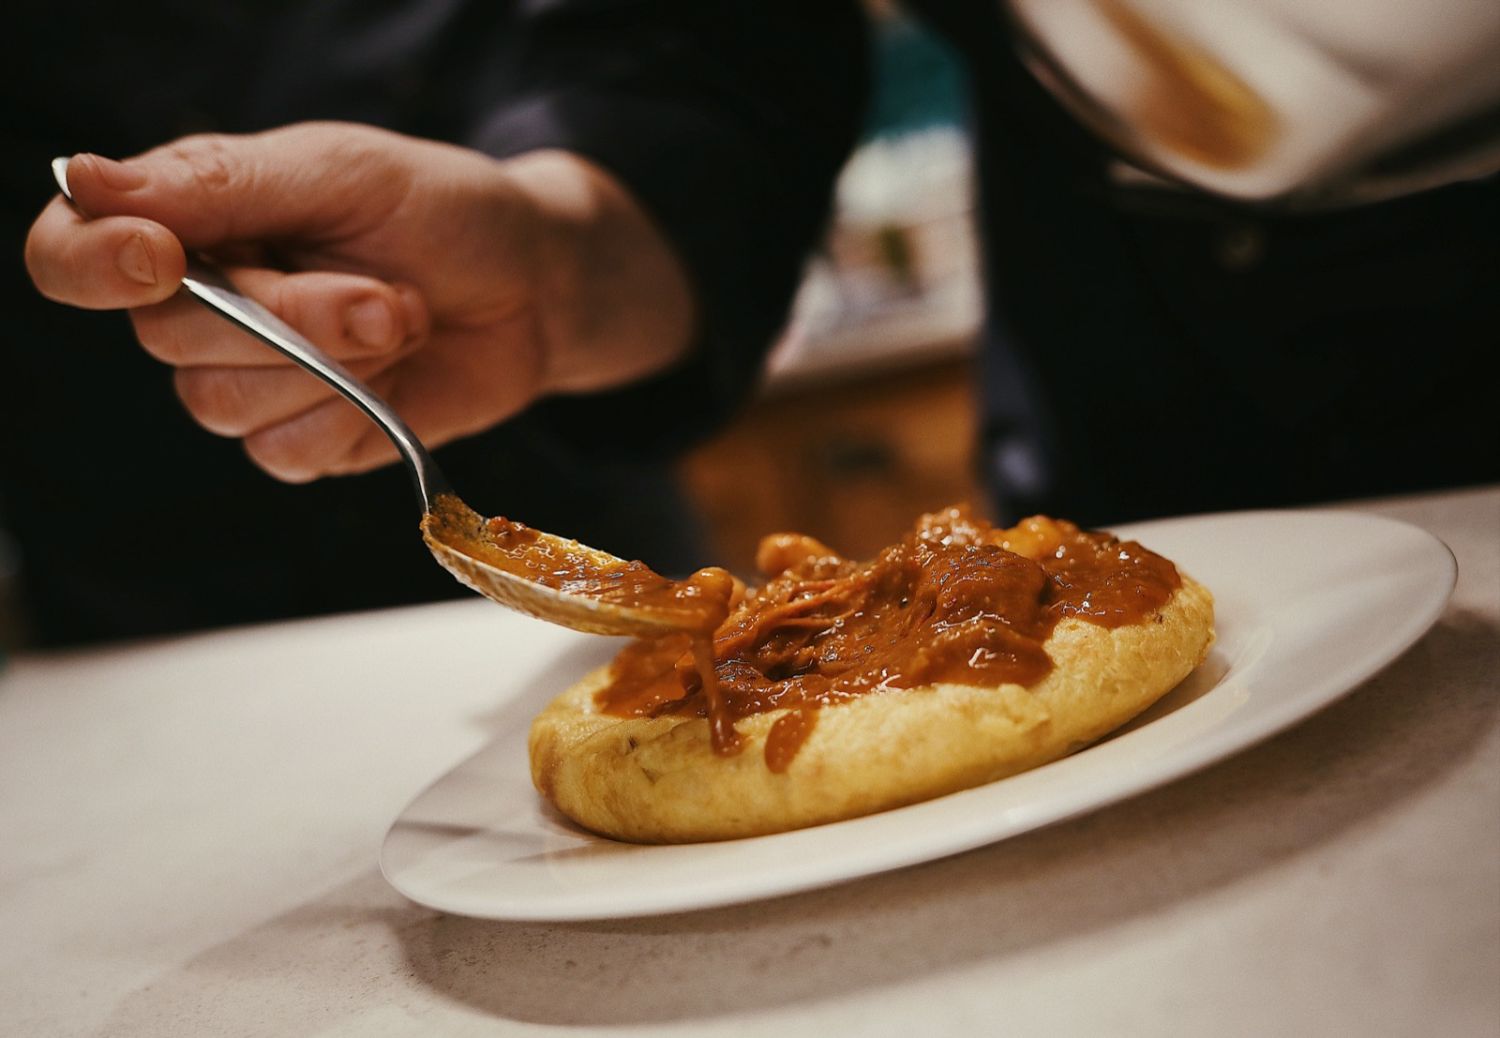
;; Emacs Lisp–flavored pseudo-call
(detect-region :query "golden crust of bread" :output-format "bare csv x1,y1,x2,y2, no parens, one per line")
529,574,1215,843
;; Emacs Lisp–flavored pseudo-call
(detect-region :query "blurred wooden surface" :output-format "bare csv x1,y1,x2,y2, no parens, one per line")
677,357,986,576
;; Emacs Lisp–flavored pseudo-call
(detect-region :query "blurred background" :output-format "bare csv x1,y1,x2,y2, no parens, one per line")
677,8,987,575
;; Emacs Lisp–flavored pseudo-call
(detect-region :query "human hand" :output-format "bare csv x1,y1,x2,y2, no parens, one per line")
24,123,694,481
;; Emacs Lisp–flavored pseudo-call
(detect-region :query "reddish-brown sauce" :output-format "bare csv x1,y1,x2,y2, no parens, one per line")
426,494,735,633
595,507,1181,770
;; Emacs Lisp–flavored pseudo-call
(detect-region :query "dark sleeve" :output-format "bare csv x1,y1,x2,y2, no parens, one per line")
464,0,870,457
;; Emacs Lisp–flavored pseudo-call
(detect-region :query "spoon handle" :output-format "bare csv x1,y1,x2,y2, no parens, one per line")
178,258,450,510
50,158,450,513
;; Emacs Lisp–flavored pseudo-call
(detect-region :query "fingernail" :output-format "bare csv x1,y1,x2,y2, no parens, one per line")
82,153,148,191
116,234,157,286
346,297,396,350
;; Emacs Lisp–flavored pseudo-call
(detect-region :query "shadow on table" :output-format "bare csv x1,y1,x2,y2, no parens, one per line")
97,609,1499,1033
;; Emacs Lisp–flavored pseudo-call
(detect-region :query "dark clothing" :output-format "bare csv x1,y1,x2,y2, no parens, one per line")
937,1,1500,524
4,0,1494,645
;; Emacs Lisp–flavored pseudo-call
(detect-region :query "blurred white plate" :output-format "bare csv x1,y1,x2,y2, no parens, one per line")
381,510,1455,921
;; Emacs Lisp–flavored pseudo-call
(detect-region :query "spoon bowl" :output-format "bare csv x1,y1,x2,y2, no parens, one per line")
421,493,733,637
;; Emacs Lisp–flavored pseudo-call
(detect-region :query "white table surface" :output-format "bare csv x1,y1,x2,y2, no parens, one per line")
2,487,1497,1038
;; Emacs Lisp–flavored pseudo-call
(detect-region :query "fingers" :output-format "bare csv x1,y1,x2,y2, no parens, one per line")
333,325,545,475
241,325,544,482
158,268,428,455
131,267,428,367
25,196,185,309
172,351,414,439
241,379,402,483
60,126,407,248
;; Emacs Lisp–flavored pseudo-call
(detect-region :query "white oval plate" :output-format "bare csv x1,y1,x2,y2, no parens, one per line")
381,510,1456,921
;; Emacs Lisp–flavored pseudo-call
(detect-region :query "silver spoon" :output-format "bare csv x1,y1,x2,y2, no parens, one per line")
50,157,727,637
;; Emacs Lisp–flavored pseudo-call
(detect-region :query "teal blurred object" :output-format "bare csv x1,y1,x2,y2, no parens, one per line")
864,15,967,139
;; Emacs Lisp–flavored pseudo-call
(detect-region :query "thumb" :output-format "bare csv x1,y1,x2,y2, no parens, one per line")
64,124,407,250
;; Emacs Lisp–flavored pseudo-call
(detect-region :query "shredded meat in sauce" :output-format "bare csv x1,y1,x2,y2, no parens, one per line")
596,506,1181,772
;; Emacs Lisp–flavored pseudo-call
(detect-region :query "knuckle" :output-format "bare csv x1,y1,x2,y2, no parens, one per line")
169,134,236,194
23,243,62,302
295,120,373,164
265,280,308,338
23,213,73,303
129,307,186,364
339,425,397,475
166,134,243,236
173,368,253,435
243,427,320,484
22,224,49,282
